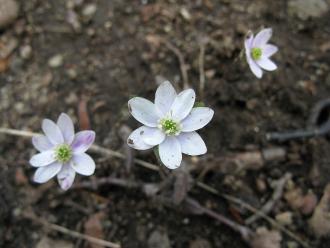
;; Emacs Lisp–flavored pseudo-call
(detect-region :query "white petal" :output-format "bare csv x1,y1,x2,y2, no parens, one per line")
57,163,76,190
262,44,278,58
57,113,75,144
256,58,277,71
32,135,54,152
181,107,214,132
244,34,254,52
34,162,62,183
29,150,56,167
128,97,160,127
253,28,272,47
247,56,263,78
71,153,95,176
159,136,182,169
127,126,154,150
170,89,196,121
177,132,207,156
42,119,64,144
155,81,177,116
141,127,166,146
71,131,95,154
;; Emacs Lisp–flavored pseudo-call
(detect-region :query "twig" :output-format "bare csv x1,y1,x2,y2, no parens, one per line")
246,173,291,224
198,41,206,99
267,98,330,142
0,127,311,247
185,197,253,242
197,182,311,248
161,39,189,89
23,211,121,248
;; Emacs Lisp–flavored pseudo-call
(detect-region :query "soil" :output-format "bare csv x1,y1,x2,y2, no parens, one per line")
1,0,330,247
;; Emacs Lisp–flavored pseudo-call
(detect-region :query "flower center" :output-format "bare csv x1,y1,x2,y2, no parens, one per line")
251,47,262,60
55,144,72,163
159,118,181,136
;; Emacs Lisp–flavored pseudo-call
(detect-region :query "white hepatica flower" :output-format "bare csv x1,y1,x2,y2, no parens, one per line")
245,28,278,79
29,113,96,190
127,81,214,169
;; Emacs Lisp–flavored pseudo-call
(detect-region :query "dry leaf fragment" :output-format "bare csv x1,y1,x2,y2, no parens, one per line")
309,184,330,237
84,212,106,248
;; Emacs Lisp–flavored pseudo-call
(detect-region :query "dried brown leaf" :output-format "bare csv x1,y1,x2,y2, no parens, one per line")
84,212,106,248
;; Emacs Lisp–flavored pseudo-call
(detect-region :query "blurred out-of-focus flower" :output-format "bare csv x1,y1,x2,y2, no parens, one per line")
245,28,278,78
127,81,214,169
30,113,95,190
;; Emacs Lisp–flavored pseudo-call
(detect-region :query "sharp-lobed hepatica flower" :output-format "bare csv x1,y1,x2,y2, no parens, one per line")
244,28,278,79
30,113,96,190
127,81,214,169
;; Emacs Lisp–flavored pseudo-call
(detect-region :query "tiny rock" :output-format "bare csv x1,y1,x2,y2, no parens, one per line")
82,3,97,19
0,0,19,29
20,45,32,59
288,0,329,20
147,229,171,248
275,211,293,226
48,54,64,68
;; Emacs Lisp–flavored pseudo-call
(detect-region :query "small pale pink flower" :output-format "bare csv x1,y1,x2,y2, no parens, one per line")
127,81,214,169
245,28,278,79
30,113,96,190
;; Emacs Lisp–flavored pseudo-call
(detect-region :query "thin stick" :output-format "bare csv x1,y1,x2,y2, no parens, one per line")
161,39,189,89
23,211,121,248
246,173,291,224
198,42,206,99
197,182,311,248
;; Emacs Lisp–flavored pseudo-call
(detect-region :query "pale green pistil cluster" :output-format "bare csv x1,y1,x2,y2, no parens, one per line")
55,144,72,163
251,47,262,60
159,118,181,136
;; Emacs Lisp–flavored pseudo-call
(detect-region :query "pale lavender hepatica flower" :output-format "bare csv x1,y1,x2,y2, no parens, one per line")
245,28,278,79
127,81,214,169
30,113,95,190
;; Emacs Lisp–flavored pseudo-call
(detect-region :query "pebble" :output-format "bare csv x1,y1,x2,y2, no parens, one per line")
275,211,293,226
0,0,19,29
19,45,32,59
48,54,64,68
147,229,171,248
288,0,329,20
82,3,97,19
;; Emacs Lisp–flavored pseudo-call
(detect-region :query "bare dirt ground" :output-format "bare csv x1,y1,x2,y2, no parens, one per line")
1,0,330,247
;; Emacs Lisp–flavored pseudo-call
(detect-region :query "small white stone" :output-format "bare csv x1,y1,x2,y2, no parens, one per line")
48,54,64,68
82,4,97,18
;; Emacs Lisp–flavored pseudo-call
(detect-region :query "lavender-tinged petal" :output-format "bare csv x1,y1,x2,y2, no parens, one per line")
256,58,277,71
181,107,214,132
262,44,278,58
253,28,273,47
34,162,62,183
128,97,160,127
29,150,56,167
244,34,254,51
32,135,54,152
57,162,76,190
177,132,207,156
159,136,182,169
42,119,64,145
170,89,196,121
127,126,154,150
141,127,166,146
71,130,95,154
247,56,263,78
57,113,75,144
71,153,95,176
155,81,177,116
